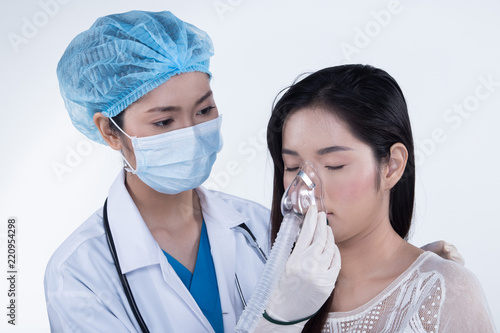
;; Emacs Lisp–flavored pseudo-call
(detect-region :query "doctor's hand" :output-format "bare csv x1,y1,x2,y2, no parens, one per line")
421,240,465,266
255,205,340,332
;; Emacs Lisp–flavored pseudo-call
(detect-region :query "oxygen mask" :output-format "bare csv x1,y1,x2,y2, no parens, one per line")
281,161,325,219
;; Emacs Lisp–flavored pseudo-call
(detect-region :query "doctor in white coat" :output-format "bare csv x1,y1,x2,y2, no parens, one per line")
44,10,340,333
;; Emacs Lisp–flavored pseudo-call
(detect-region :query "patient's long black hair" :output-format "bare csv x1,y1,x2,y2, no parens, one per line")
266,64,415,332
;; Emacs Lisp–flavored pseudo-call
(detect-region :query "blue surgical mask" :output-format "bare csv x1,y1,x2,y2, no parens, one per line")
109,116,223,194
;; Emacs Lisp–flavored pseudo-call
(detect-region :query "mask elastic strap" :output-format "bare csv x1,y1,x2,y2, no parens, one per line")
108,116,131,139
108,117,137,174
120,155,137,174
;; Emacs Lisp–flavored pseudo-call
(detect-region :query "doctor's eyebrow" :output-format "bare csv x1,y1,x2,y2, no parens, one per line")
145,105,182,113
195,90,213,105
144,91,214,113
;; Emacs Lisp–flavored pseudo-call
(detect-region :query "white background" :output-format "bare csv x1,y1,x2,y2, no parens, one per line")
0,0,499,331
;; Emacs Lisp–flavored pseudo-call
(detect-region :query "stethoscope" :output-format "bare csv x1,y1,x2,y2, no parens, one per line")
103,199,268,333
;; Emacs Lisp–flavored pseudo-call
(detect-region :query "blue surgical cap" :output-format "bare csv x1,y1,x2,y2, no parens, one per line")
57,10,214,144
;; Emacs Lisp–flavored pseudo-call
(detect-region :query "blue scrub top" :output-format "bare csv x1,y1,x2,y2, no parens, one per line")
163,221,224,333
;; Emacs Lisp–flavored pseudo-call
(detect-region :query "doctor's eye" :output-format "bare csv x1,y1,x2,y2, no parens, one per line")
197,106,216,116
154,118,174,128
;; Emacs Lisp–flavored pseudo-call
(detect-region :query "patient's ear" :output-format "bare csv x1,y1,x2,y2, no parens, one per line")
382,143,408,190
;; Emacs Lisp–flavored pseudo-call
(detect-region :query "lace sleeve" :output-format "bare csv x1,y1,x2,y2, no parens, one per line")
434,261,496,332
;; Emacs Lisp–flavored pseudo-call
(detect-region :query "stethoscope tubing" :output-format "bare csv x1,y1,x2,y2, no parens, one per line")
103,199,150,333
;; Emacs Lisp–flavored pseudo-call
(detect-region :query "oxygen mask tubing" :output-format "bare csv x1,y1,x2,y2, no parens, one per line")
235,161,325,333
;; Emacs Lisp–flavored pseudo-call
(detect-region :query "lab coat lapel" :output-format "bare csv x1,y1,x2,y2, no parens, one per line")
107,170,160,273
205,215,236,329
196,187,249,332
157,254,216,333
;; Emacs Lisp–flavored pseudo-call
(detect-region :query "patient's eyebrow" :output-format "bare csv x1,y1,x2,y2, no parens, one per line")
282,145,353,156
282,148,299,156
317,146,353,155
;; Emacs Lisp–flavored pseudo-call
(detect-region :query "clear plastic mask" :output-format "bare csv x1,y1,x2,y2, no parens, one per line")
281,161,325,217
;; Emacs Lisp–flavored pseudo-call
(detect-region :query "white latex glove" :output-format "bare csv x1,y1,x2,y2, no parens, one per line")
421,240,465,265
254,205,341,333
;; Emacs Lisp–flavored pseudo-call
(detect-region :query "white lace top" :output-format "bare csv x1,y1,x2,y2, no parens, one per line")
323,252,496,333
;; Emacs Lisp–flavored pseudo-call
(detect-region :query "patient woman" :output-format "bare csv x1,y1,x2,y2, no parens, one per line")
266,65,496,332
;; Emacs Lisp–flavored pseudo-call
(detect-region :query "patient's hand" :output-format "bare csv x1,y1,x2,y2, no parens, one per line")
421,241,465,265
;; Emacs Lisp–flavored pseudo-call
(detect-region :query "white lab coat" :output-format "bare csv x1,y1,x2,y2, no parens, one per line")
44,170,271,332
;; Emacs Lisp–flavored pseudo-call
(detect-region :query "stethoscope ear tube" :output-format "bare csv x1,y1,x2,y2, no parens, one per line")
103,199,150,333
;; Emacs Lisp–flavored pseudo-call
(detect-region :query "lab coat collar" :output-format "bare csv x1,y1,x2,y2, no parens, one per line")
106,170,162,274
195,186,250,229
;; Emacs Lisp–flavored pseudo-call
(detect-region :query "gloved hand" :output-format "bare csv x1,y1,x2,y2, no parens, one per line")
255,205,341,332
421,240,465,265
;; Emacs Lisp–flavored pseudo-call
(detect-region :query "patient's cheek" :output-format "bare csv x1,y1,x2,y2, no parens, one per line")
334,166,377,202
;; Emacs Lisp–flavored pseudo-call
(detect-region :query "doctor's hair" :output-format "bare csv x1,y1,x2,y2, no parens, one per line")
267,64,415,332
108,111,126,135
